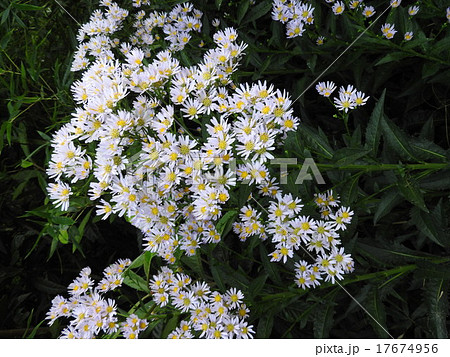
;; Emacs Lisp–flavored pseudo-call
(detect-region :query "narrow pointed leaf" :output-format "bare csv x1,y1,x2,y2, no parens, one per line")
374,189,403,224
381,116,418,161
365,89,385,155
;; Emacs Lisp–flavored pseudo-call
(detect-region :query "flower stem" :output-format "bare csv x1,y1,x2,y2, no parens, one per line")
292,162,449,171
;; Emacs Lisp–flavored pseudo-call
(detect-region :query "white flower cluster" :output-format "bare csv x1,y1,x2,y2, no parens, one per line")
271,1,447,44
294,191,354,288
72,1,202,71
316,82,369,112
233,189,355,289
150,267,254,339
46,259,148,339
381,23,398,40
271,0,315,38
47,0,300,265
47,1,353,297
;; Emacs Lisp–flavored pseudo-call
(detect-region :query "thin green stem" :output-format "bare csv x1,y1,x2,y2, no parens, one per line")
262,257,450,302
127,293,152,315
291,162,449,171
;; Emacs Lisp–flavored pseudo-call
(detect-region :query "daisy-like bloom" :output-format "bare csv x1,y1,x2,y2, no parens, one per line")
333,92,356,112
271,0,315,38
225,288,244,309
404,31,414,41
96,199,113,219
126,48,145,67
390,0,402,8
180,98,205,119
316,253,336,273
316,81,337,97
349,0,361,9
408,5,419,16
447,7,450,23
330,206,354,230
212,18,220,27
46,259,142,339
271,245,294,263
332,1,345,16
286,19,305,38
47,181,72,211
331,247,353,270
324,265,344,284
381,23,397,39
353,90,369,106
316,36,325,45
299,3,315,22
305,266,323,287
236,321,255,339
362,5,375,18
295,273,311,289
339,84,356,97
150,267,254,339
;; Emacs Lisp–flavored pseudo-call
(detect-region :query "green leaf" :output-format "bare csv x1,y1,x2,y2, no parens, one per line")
422,62,440,79
210,264,226,291
255,55,272,79
161,314,179,338
259,244,281,284
48,234,58,261
373,189,403,224
332,147,371,166
179,49,192,67
248,273,268,299
33,277,65,295
366,286,389,338
241,0,272,25
128,252,149,270
381,116,418,161
181,254,204,279
1,5,10,25
410,206,448,247
11,3,45,11
123,270,150,292
430,36,450,57
256,313,274,338
397,175,428,212
365,89,386,155
12,180,29,200
68,226,86,257
77,208,92,240
340,172,362,204
216,210,237,237
37,130,51,141
416,261,450,280
58,228,69,244
236,183,252,208
215,0,223,9
419,170,450,191
409,137,447,161
237,0,250,25
313,291,337,338
375,52,411,66
25,319,46,339
298,125,334,159
144,251,155,281
423,279,448,338
51,215,75,225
